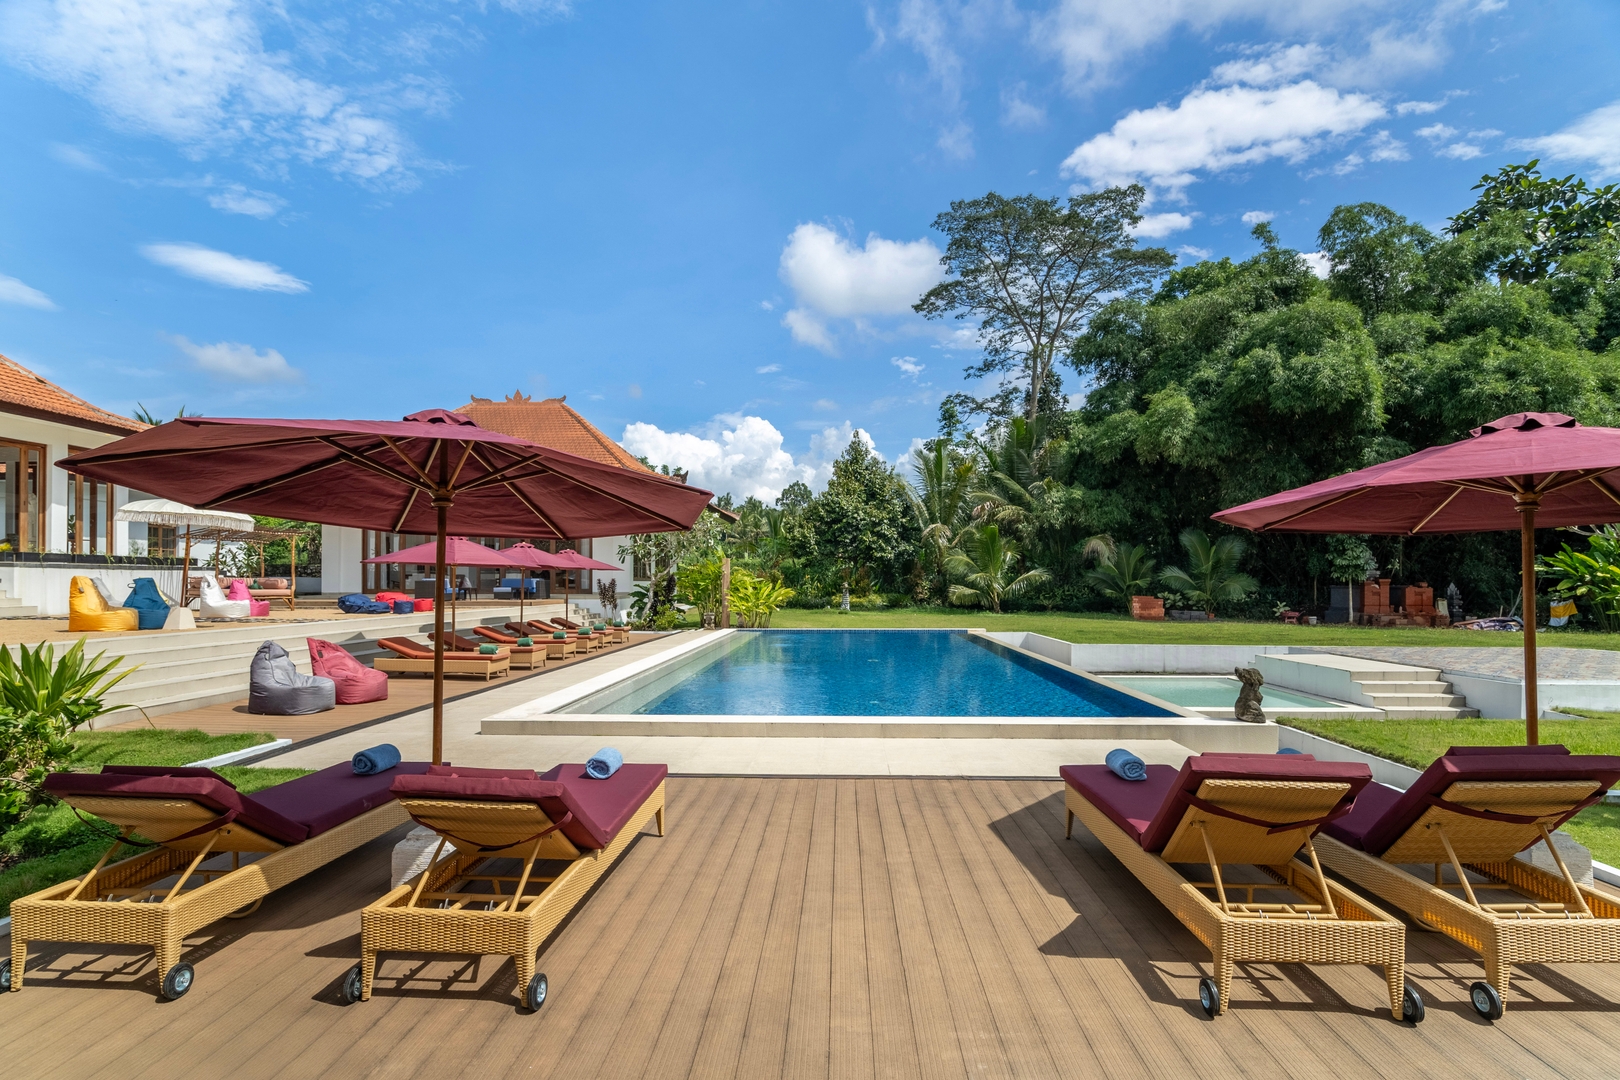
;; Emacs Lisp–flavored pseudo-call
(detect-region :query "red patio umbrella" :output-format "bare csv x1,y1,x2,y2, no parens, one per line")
1213,412,1620,744
364,535,523,634
497,540,574,624
58,410,712,763
545,547,621,622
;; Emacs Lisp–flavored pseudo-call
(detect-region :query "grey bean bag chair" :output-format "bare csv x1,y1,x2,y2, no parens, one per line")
248,641,336,715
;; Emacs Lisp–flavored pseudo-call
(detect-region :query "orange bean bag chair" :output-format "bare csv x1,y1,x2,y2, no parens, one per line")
68,576,138,632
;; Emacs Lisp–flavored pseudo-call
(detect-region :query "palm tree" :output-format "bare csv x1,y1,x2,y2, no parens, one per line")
1082,537,1156,612
945,525,1051,613
1158,527,1258,617
909,440,977,602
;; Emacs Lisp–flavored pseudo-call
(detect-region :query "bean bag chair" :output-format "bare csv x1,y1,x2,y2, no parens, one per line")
227,578,272,617
376,591,411,606
339,593,392,614
248,641,336,715
307,638,388,704
68,575,138,632
121,577,170,630
198,576,252,620
413,598,434,612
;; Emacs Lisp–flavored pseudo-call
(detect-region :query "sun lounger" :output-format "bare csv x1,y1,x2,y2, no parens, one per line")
512,621,578,658
547,618,604,650
1314,745,1620,1019
1063,752,1420,1021
343,761,667,1010
471,626,545,669
7,761,430,999
374,637,511,680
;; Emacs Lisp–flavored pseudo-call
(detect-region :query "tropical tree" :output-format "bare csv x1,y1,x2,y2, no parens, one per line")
908,439,977,603
729,572,796,627
915,187,1175,423
1082,537,1156,612
945,525,1051,613
1539,527,1620,632
1158,528,1258,617
803,436,920,593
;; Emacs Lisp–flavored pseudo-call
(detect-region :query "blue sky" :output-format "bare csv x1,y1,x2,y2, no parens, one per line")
0,0,1617,501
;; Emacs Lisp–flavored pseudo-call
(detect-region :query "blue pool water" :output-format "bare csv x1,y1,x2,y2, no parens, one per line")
567,630,1177,716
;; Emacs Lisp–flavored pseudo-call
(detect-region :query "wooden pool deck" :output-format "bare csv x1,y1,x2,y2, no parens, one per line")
4,778,1618,1079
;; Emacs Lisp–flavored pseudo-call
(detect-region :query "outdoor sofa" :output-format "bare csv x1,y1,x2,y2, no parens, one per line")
1314,745,1620,1019
343,761,666,1010
7,760,430,999
507,622,576,659
374,637,511,680
1063,752,1421,1021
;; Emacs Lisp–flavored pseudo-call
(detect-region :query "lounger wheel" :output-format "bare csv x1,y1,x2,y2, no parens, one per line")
160,962,194,1001
0,957,12,992
1401,984,1425,1024
525,973,548,1012
1470,980,1504,1021
341,965,364,1004
1197,976,1220,1018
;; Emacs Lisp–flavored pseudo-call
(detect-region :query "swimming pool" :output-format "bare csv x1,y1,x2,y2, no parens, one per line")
1105,675,1353,715
561,630,1179,717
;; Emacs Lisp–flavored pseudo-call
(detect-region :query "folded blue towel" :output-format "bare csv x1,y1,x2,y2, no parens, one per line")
1276,747,1304,755
1105,748,1147,782
352,743,402,775
585,747,623,779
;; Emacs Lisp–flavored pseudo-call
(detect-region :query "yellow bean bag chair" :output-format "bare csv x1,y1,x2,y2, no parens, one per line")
68,575,138,632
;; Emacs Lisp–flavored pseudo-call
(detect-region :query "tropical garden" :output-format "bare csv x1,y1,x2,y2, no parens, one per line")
627,161,1620,632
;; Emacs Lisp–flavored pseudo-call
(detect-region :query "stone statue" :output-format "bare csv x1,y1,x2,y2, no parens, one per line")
1234,666,1266,723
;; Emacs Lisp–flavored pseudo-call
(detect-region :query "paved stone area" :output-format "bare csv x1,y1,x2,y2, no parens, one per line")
1302,645,1620,680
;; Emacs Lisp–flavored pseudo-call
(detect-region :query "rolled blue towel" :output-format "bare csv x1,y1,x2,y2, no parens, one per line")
1105,748,1147,782
352,743,402,775
585,747,623,779
1277,747,1304,755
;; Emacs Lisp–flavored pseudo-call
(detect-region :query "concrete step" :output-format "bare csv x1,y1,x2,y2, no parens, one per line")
1361,680,1453,695
1357,691,1471,708
0,590,39,617
1377,705,1481,719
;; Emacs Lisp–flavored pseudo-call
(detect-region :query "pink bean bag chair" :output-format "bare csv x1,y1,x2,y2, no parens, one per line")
306,637,389,704
227,579,271,617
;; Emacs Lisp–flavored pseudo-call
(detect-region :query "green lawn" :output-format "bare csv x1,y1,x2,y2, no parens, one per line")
769,607,1620,649
1,730,310,917
1281,714,1620,865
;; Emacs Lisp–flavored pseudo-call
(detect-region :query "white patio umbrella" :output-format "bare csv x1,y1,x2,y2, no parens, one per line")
116,498,254,605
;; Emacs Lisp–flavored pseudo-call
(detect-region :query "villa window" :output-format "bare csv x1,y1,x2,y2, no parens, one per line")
68,449,114,555
0,441,45,552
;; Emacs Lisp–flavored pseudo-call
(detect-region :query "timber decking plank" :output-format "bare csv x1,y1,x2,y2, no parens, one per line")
851,781,920,1080
782,778,837,1080
827,779,875,1080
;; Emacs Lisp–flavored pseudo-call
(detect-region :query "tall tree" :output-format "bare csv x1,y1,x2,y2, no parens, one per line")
1317,204,1435,321
803,436,919,591
915,187,1174,423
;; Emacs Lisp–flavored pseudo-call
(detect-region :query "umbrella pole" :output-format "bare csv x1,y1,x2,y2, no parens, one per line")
1519,496,1540,745
181,526,193,607
432,503,448,766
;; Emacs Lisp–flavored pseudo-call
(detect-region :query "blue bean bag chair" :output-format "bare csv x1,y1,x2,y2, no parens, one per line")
338,593,390,614
122,577,170,630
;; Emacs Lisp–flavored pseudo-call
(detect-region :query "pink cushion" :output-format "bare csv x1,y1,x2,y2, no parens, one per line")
1321,747,1620,855
251,761,433,838
45,769,310,845
392,762,668,849
540,764,669,844
227,579,252,601
249,599,271,617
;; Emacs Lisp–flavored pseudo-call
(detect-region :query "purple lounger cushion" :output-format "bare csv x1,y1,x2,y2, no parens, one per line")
392,762,668,850
1063,752,1373,854
1321,746,1620,855
44,761,433,846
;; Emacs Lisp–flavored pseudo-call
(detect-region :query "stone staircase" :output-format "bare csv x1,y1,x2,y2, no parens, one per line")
0,588,39,618
1255,653,1478,719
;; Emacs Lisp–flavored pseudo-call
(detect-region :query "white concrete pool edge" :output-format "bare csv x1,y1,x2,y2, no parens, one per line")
483,627,738,719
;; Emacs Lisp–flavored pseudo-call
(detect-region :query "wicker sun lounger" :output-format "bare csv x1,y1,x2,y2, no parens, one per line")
470,626,545,669
7,761,430,1000
508,622,577,659
550,617,609,649
344,761,667,1011
374,637,511,680
1315,745,1620,1020
1063,753,1422,1021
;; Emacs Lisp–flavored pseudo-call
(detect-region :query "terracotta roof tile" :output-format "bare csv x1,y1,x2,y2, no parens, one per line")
455,393,650,472
0,353,144,435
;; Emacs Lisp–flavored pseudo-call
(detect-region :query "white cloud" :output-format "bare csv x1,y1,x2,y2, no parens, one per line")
1330,152,1364,175
619,414,872,501
170,335,298,382
1178,245,1212,260
49,142,104,171
142,242,308,292
1241,209,1275,224
1366,130,1408,161
1396,91,1460,115
1301,250,1332,278
206,183,284,218
936,120,974,159
892,355,925,378
894,0,974,157
0,0,421,186
1437,142,1483,160
1514,101,1620,178
0,273,56,309
1131,211,1195,237
778,222,941,353
1210,43,1326,87
1415,123,1457,141
1000,84,1046,129
1061,79,1386,197
756,363,782,374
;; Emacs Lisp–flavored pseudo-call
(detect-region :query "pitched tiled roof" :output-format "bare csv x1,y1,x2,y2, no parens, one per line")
455,393,651,472
0,353,144,436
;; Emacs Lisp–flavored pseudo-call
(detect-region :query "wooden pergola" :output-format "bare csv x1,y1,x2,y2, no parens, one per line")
189,524,310,608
